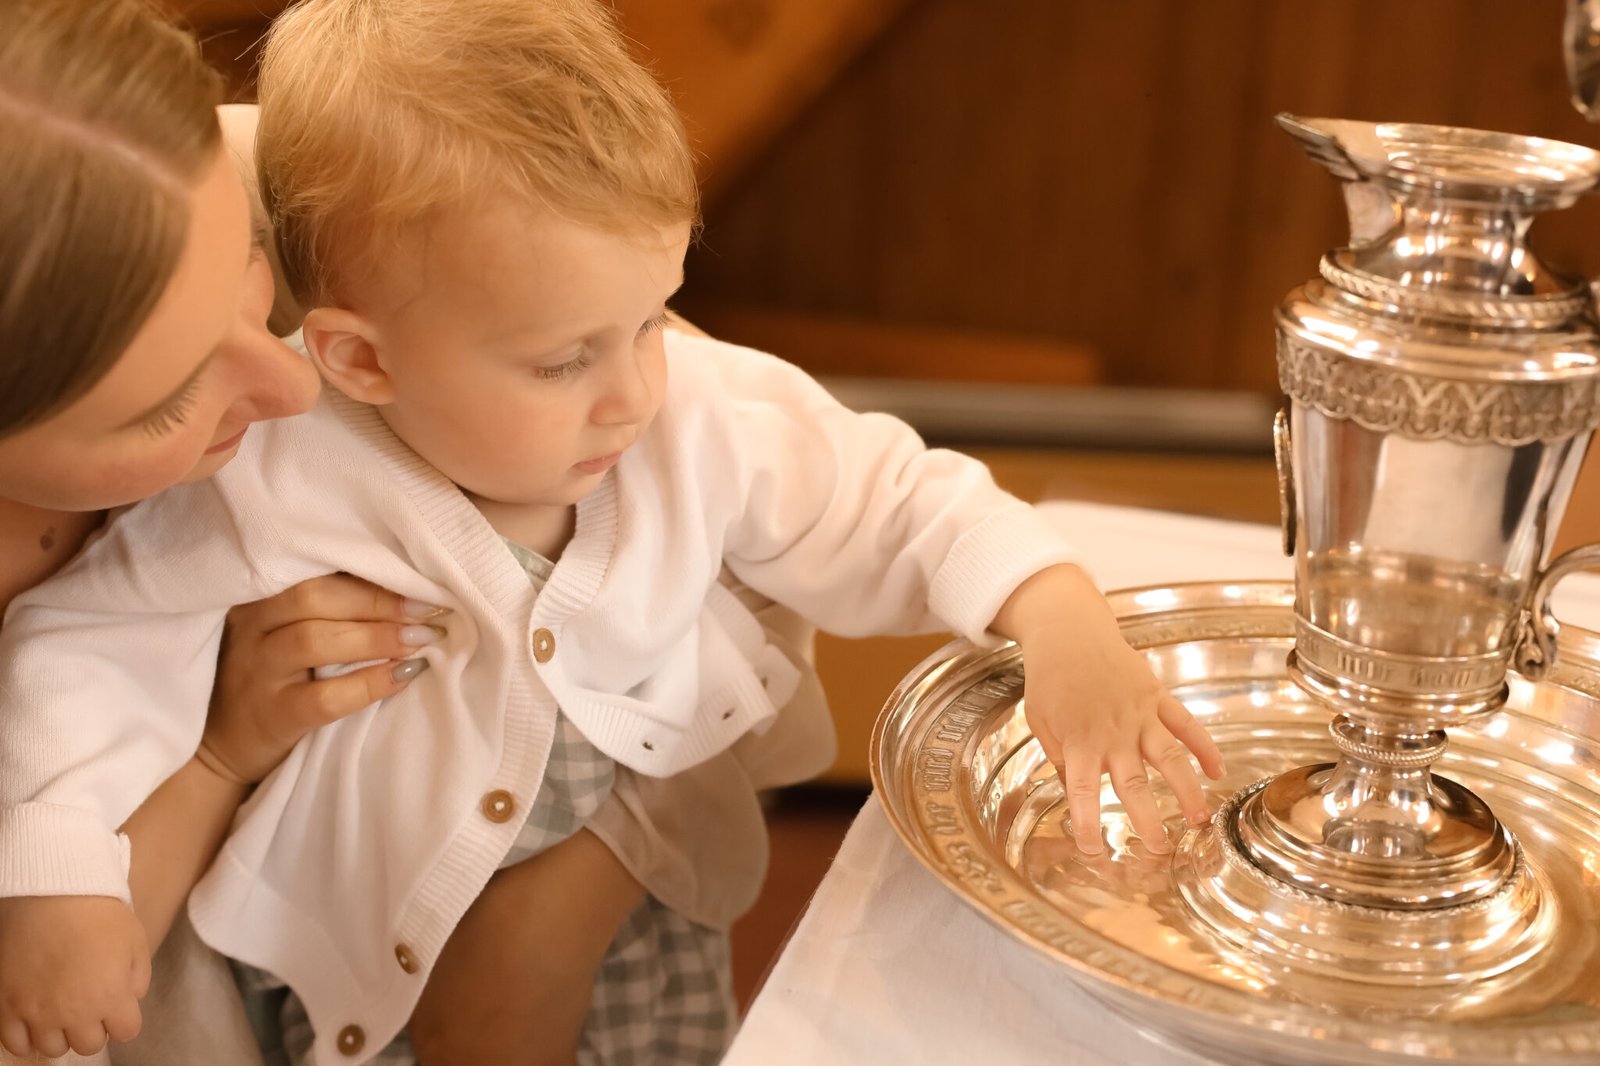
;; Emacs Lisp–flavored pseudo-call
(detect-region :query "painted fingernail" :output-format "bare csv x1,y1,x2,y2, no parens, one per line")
392,658,431,683
403,599,453,619
400,624,445,646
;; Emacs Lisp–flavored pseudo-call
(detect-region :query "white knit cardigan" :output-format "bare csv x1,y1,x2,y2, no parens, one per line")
0,330,1076,1062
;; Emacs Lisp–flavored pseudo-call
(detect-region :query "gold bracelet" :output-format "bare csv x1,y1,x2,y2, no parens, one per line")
194,740,253,788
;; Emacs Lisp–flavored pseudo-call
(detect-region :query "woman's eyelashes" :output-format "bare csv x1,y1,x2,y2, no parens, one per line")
249,218,271,262
140,376,203,437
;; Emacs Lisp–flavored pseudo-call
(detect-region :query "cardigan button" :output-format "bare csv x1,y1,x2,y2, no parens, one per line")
395,943,419,974
481,790,517,823
531,628,555,663
336,1025,365,1056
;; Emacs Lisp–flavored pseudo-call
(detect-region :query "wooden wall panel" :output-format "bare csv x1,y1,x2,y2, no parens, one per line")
162,0,911,199
680,1,1600,393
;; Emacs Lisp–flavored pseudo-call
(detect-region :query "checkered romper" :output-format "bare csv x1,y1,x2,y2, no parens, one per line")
234,541,736,1064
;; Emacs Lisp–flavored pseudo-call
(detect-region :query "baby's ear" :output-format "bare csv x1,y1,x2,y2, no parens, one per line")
302,308,394,404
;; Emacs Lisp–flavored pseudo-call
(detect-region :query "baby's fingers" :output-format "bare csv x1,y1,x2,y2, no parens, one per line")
25,1022,69,1059
1157,696,1224,780
0,1017,33,1057
1107,751,1171,854
1060,751,1108,856
1144,723,1210,828
64,1018,110,1056
104,986,144,1046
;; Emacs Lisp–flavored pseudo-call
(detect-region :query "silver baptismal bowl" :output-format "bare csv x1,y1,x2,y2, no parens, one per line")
872,580,1600,1065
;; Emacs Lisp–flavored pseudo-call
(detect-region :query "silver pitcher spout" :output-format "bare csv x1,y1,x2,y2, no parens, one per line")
1177,114,1600,986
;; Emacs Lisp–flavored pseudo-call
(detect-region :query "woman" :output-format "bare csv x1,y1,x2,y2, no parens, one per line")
0,3,502,1061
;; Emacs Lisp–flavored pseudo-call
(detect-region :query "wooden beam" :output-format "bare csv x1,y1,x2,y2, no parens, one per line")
681,304,1102,385
615,0,914,199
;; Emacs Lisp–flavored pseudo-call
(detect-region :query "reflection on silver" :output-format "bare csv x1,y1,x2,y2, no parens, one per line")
874,117,1600,1063
871,583,1600,1064
1567,0,1600,120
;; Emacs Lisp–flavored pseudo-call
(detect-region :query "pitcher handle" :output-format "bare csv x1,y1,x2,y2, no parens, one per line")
1513,544,1600,679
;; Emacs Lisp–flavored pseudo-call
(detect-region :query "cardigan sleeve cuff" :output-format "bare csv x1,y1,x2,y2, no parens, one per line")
928,503,1082,646
0,803,133,904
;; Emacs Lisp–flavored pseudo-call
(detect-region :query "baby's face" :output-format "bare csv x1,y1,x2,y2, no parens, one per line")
353,197,688,512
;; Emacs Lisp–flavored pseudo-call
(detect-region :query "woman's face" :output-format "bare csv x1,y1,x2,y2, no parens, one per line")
0,149,321,511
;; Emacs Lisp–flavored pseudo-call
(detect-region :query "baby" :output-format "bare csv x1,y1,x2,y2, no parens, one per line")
0,0,1223,1062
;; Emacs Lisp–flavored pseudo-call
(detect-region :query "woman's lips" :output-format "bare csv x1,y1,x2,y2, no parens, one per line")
205,427,247,454
574,451,622,475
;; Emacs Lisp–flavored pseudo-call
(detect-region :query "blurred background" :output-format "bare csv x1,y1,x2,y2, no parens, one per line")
165,0,1600,1003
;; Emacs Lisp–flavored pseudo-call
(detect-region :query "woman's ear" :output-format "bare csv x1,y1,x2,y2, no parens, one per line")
302,308,395,404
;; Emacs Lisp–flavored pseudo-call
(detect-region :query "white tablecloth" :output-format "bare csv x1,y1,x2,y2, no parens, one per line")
724,500,1600,1066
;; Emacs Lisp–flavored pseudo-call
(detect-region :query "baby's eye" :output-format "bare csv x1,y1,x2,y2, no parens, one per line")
534,352,595,381
638,311,671,337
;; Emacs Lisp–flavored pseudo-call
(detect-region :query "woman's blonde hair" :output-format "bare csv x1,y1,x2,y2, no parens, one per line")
257,0,700,306
0,0,222,434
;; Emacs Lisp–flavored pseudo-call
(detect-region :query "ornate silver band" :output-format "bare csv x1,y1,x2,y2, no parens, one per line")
1293,615,1509,700
1277,333,1600,446
1319,255,1590,326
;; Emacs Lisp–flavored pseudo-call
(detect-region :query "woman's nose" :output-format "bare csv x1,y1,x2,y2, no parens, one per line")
218,323,322,424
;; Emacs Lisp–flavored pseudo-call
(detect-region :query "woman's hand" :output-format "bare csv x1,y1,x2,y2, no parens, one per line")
122,574,451,952
200,573,450,784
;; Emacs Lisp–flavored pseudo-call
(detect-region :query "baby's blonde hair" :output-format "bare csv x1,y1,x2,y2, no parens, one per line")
257,0,699,305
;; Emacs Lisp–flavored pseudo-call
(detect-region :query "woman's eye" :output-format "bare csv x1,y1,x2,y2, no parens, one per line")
141,376,203,438
249,217,271,262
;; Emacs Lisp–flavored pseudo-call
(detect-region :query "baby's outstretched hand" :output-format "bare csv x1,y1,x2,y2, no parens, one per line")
993,564,1225,856
0,895,150,1059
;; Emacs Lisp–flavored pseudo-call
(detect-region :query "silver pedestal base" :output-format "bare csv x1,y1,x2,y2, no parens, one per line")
1174,778,1554,992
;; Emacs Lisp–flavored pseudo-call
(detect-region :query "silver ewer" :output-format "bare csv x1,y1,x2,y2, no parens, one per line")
1174,115,1600,988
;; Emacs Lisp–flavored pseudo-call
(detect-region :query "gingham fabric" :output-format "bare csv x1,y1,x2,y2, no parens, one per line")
233,540,735,1064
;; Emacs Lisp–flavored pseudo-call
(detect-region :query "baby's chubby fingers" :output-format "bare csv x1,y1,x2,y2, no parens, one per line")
1106,750,1172,854
25,1022,69,1059
1060,749,1109,856
1025,703,1108,856
104,992,144,1045
63,1018,110,1056
1158,695,1224,780
0,1017,32,1058
1142,722,1211,828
